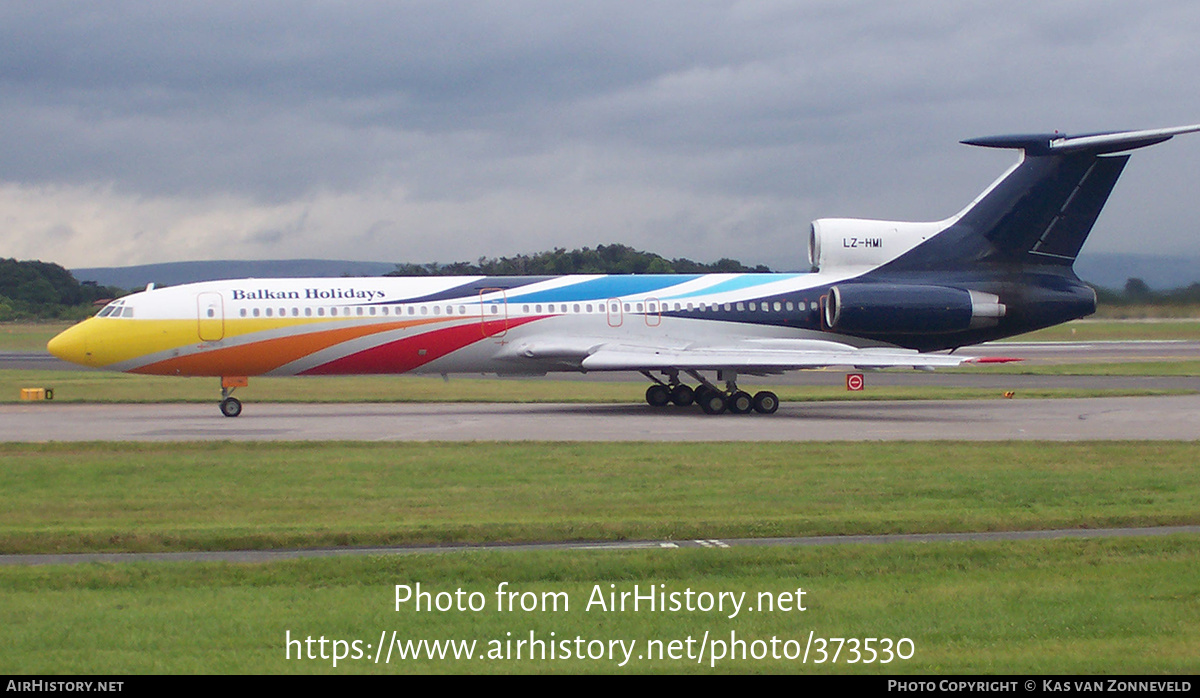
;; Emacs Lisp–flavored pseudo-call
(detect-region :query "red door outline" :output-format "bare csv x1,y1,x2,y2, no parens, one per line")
479,288,508,337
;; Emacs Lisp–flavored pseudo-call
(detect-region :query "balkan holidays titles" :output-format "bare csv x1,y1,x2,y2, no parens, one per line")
230,287,387,302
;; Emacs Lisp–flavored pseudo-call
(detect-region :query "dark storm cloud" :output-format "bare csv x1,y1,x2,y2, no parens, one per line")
1,1,1199,267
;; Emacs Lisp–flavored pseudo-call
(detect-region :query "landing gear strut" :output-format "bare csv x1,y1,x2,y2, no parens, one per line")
643,369,779,416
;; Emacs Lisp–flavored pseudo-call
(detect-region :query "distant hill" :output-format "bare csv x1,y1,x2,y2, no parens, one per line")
1073,252,1200,291
73,260,397,290
72,252,1200,293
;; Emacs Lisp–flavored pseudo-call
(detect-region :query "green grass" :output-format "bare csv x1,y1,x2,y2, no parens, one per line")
945,360,1200,376
1,368,1193,405
2,441,1197,555
1013,319,1200,342
0,321,73,351
1,538,1197,673
3,437,1197,674
1090,304,1200,320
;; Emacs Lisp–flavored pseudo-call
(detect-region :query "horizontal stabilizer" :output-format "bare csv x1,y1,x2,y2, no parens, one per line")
963,123,1200,156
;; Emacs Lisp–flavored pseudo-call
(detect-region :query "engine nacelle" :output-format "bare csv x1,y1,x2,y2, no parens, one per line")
825,284,1006,335
809,218,945,272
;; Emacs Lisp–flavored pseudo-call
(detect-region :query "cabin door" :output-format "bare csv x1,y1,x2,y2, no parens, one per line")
479,288,508,338
197,292,225,342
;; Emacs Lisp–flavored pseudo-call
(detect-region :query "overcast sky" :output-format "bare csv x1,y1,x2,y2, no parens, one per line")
2,0,1200,271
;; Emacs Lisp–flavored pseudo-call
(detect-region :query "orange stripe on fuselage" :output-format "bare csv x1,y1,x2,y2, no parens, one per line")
131,318,448,376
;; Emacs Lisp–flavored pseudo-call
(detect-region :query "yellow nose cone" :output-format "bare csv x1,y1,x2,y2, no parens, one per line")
47,322,92,367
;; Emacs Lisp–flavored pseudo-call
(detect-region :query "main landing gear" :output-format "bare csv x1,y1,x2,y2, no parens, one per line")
642,370,779,416
219,376,248,418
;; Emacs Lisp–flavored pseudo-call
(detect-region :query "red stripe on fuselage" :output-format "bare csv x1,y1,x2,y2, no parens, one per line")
299,316,545,375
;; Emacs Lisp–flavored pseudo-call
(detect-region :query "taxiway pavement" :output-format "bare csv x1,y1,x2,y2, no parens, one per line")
3,394,1199,441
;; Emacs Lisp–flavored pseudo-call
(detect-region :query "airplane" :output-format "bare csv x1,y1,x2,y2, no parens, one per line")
47,124,1200,417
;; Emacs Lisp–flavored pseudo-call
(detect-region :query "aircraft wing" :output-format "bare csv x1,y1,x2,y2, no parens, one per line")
576,338,980,372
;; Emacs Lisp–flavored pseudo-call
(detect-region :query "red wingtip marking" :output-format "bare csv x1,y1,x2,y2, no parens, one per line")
969,357,1024,364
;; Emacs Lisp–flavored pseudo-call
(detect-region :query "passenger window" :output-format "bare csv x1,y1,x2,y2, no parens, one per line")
265,308,273,317
736,302,744,311
749,302,756,311
774,302,782,311
318,308,325,316
252,308,260,317
240,309,247,317
330,307,337,316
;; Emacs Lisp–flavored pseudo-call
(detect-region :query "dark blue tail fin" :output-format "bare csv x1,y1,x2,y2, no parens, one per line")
880,124,1200,273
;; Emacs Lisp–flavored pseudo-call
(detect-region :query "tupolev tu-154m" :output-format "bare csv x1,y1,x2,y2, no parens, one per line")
48,124,1200,417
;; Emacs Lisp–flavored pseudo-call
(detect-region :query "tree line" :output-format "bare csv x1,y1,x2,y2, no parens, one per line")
1093,277,1200,306
3,250,1199,322
386,244,771,276
0,259,126,321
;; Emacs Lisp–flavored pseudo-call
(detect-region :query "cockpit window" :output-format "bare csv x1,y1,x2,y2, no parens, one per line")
95,300,130,318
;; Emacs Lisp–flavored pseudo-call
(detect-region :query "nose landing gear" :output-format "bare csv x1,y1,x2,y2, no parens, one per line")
219,376,248,418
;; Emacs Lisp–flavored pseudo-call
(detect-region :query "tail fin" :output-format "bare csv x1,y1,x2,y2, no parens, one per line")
880,124,1200,272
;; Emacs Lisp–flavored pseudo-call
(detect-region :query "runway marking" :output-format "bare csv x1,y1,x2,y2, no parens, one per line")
3,526,1196,566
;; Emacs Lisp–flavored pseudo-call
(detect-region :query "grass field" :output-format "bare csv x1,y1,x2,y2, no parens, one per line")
2,367,1194,405
2,439,1198,673
3,438,1198,674
1,536,1196,673
3,441,1197,554
1012,318,1200,341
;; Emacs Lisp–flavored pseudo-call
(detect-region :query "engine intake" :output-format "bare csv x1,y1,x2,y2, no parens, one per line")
826,284,1005,335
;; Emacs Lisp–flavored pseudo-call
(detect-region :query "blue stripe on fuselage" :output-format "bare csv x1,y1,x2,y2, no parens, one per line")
506,275,702,303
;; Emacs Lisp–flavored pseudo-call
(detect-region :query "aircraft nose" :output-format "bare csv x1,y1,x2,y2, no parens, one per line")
47,322,91,366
